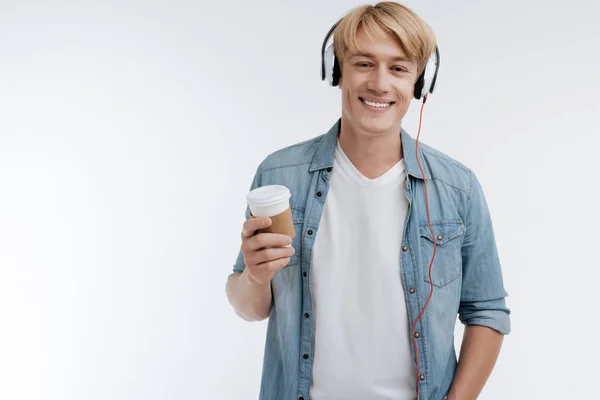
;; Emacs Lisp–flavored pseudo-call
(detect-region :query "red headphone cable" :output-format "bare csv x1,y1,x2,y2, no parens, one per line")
412,93,437,398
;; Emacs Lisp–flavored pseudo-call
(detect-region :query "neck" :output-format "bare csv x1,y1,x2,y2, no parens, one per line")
338,117,403,179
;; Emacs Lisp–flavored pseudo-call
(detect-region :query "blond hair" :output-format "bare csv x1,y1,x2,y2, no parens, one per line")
333,2,437,77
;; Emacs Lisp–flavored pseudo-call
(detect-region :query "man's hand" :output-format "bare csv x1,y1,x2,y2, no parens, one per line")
241,217,295,284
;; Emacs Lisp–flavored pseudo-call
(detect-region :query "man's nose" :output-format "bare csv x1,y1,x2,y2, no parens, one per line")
366,66,391,94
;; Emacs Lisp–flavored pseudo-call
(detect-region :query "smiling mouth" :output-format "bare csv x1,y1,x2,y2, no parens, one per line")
359,97,395,109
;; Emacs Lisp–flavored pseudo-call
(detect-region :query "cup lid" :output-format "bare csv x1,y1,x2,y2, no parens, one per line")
246,185,291,206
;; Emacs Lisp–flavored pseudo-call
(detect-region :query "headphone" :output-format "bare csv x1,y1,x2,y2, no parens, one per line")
320,20,440,100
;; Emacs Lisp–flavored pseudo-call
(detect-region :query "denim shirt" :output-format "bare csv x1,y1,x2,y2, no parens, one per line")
232,119,511,400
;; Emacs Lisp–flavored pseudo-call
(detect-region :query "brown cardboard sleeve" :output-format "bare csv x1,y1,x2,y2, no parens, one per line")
254,207,296,238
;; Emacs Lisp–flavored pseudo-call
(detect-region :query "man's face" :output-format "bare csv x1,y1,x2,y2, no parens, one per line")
338,28,419,135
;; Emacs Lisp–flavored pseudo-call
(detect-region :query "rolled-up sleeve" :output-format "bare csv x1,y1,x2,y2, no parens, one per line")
459,171,511,335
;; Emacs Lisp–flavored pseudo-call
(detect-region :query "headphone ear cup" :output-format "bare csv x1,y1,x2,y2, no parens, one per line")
416,47,440,99
414,71,425,100
324,45,336,86
332,56,341,86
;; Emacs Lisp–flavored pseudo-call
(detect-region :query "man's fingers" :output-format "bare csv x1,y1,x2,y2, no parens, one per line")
255,246,295,264
246,257,291,284
241,217,271,239
247,233,293,252
261,257,291,273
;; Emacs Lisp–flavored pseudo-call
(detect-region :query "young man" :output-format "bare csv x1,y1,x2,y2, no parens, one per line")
226,2,511,400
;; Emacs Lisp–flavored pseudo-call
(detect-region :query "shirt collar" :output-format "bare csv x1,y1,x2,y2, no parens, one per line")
309,119,431,180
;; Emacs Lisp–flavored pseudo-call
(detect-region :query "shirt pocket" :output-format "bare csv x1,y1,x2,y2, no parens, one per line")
419,220,465,288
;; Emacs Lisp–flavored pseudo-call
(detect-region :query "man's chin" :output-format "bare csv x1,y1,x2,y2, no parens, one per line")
358,117,398,135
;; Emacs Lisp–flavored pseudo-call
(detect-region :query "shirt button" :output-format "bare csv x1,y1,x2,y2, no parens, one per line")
402,245,408,251
437,235,443,240
409,288,415,294
303,271,307,277
327,167,332,172
304,313,310,318
420,375,425,381
299,397,304,400
316,191,322,197
303,354,309,359
414,332,420,338
307,230,313,235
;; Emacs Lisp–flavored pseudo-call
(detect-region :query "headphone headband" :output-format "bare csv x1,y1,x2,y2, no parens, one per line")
320,21,340,81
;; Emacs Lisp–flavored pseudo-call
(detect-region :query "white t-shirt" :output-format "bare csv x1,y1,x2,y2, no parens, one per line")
309,139,416,400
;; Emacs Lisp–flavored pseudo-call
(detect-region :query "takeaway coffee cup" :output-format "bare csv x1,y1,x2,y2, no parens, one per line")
246,185,296,240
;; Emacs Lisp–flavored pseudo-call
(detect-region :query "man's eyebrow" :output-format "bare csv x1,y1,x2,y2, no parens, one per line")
349,51,412,62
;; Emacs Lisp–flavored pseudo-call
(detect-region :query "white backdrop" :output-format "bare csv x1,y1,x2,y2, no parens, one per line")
1,1,599,399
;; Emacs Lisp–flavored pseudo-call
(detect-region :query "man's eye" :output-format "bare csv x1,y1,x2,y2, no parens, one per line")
356,62,370,68
393,66,407,72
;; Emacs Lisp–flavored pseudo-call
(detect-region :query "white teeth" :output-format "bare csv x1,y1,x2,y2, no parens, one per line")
362,99,391,108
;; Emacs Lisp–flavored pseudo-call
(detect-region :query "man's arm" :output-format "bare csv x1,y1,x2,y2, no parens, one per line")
445,325,504,400
225,164,273,322
450,171,511,399
226,215,294,321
